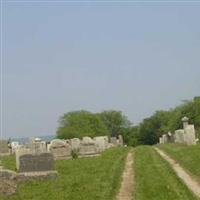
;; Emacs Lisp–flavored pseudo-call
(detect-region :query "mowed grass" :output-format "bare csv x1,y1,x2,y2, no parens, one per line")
158,143,200,182
1,154,16,171
134,146,198,200
0,147,128,200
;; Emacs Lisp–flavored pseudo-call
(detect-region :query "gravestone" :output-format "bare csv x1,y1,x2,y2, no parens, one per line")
107,143,115,148
110,137,118,145
159,137,164,144
118,135,124,146
184,124,196,145
11,142,19,154
94,136,109,152
70,138,81,151
27,141,47,154
162,134,168,144
17,152,54,173
167,132,174,143
174,129,185,143
49,139,71,160
174,117,197,145
182,116,189,129
0,140,9,154
15,146,36,170
79,137,98,156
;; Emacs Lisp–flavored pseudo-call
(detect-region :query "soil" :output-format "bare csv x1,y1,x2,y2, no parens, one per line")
0,179,17,196
116,151,134,200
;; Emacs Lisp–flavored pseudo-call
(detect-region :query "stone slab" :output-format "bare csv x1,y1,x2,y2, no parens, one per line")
17,152,54,173
17,170,58,182
0,140,9,154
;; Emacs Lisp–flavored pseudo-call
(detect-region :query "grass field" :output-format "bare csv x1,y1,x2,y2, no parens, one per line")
158,144,200,182
1,154,16,171
134,146,198,200
0,147,128,200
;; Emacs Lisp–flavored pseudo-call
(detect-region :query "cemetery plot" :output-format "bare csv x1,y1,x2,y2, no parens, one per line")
134,146,198,200
158,144,200,182
0,147,128,200
159,117,197,145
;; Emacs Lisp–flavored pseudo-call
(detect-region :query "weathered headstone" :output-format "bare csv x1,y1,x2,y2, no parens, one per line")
16,152,54,173
0,140,9,155
182,116,189,129
118,135,124,146
184,124,196,145
94,136,109,152
10,142,19,154
159,137,164,144
15,146,33,170
167,132,174,143
174,129,185,143
27,141,47,154
49,139,71,160
110,137,118,145
79,137,98,156
70,138,81,151
174,117,197,145
162,134,168,144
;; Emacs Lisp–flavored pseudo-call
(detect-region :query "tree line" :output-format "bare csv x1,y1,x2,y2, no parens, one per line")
56,96,200,146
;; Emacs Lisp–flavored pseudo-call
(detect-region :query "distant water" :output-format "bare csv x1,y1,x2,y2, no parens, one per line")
11,135,55,144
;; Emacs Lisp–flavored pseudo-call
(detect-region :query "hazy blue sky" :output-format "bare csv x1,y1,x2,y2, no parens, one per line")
2,1,200,138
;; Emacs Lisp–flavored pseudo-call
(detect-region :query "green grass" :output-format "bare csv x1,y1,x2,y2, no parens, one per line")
134,146,198,200
0,155,16,171
158,144,200,182
0,147,128,200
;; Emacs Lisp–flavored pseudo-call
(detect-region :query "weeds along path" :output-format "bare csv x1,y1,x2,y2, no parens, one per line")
154,147,200,198
116,150,134,200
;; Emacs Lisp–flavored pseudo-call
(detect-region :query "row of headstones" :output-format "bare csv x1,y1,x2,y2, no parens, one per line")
10,135,123,173
1,135,123,195
0,134,120,196
159,117,197,145
48,135,123,160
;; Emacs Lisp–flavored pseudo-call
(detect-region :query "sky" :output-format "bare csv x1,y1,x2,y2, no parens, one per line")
1,1,200,138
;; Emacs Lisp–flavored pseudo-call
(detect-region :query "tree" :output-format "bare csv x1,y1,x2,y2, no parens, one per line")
56,110,108,139
99,110,131,137
120,126,139,146
136,96,200,145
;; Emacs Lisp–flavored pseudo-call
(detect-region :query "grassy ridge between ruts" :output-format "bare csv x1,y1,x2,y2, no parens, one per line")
134,146,198,200
0,147,128,200
158,144,200,182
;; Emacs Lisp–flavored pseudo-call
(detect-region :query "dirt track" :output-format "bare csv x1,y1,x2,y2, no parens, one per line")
116,151,134,200
155,147,200,198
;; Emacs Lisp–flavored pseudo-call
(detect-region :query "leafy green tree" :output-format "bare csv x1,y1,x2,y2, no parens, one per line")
99,110,131,137
57,110,108,139
136,96,200,145
120,126,139,146
56,96,200,145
